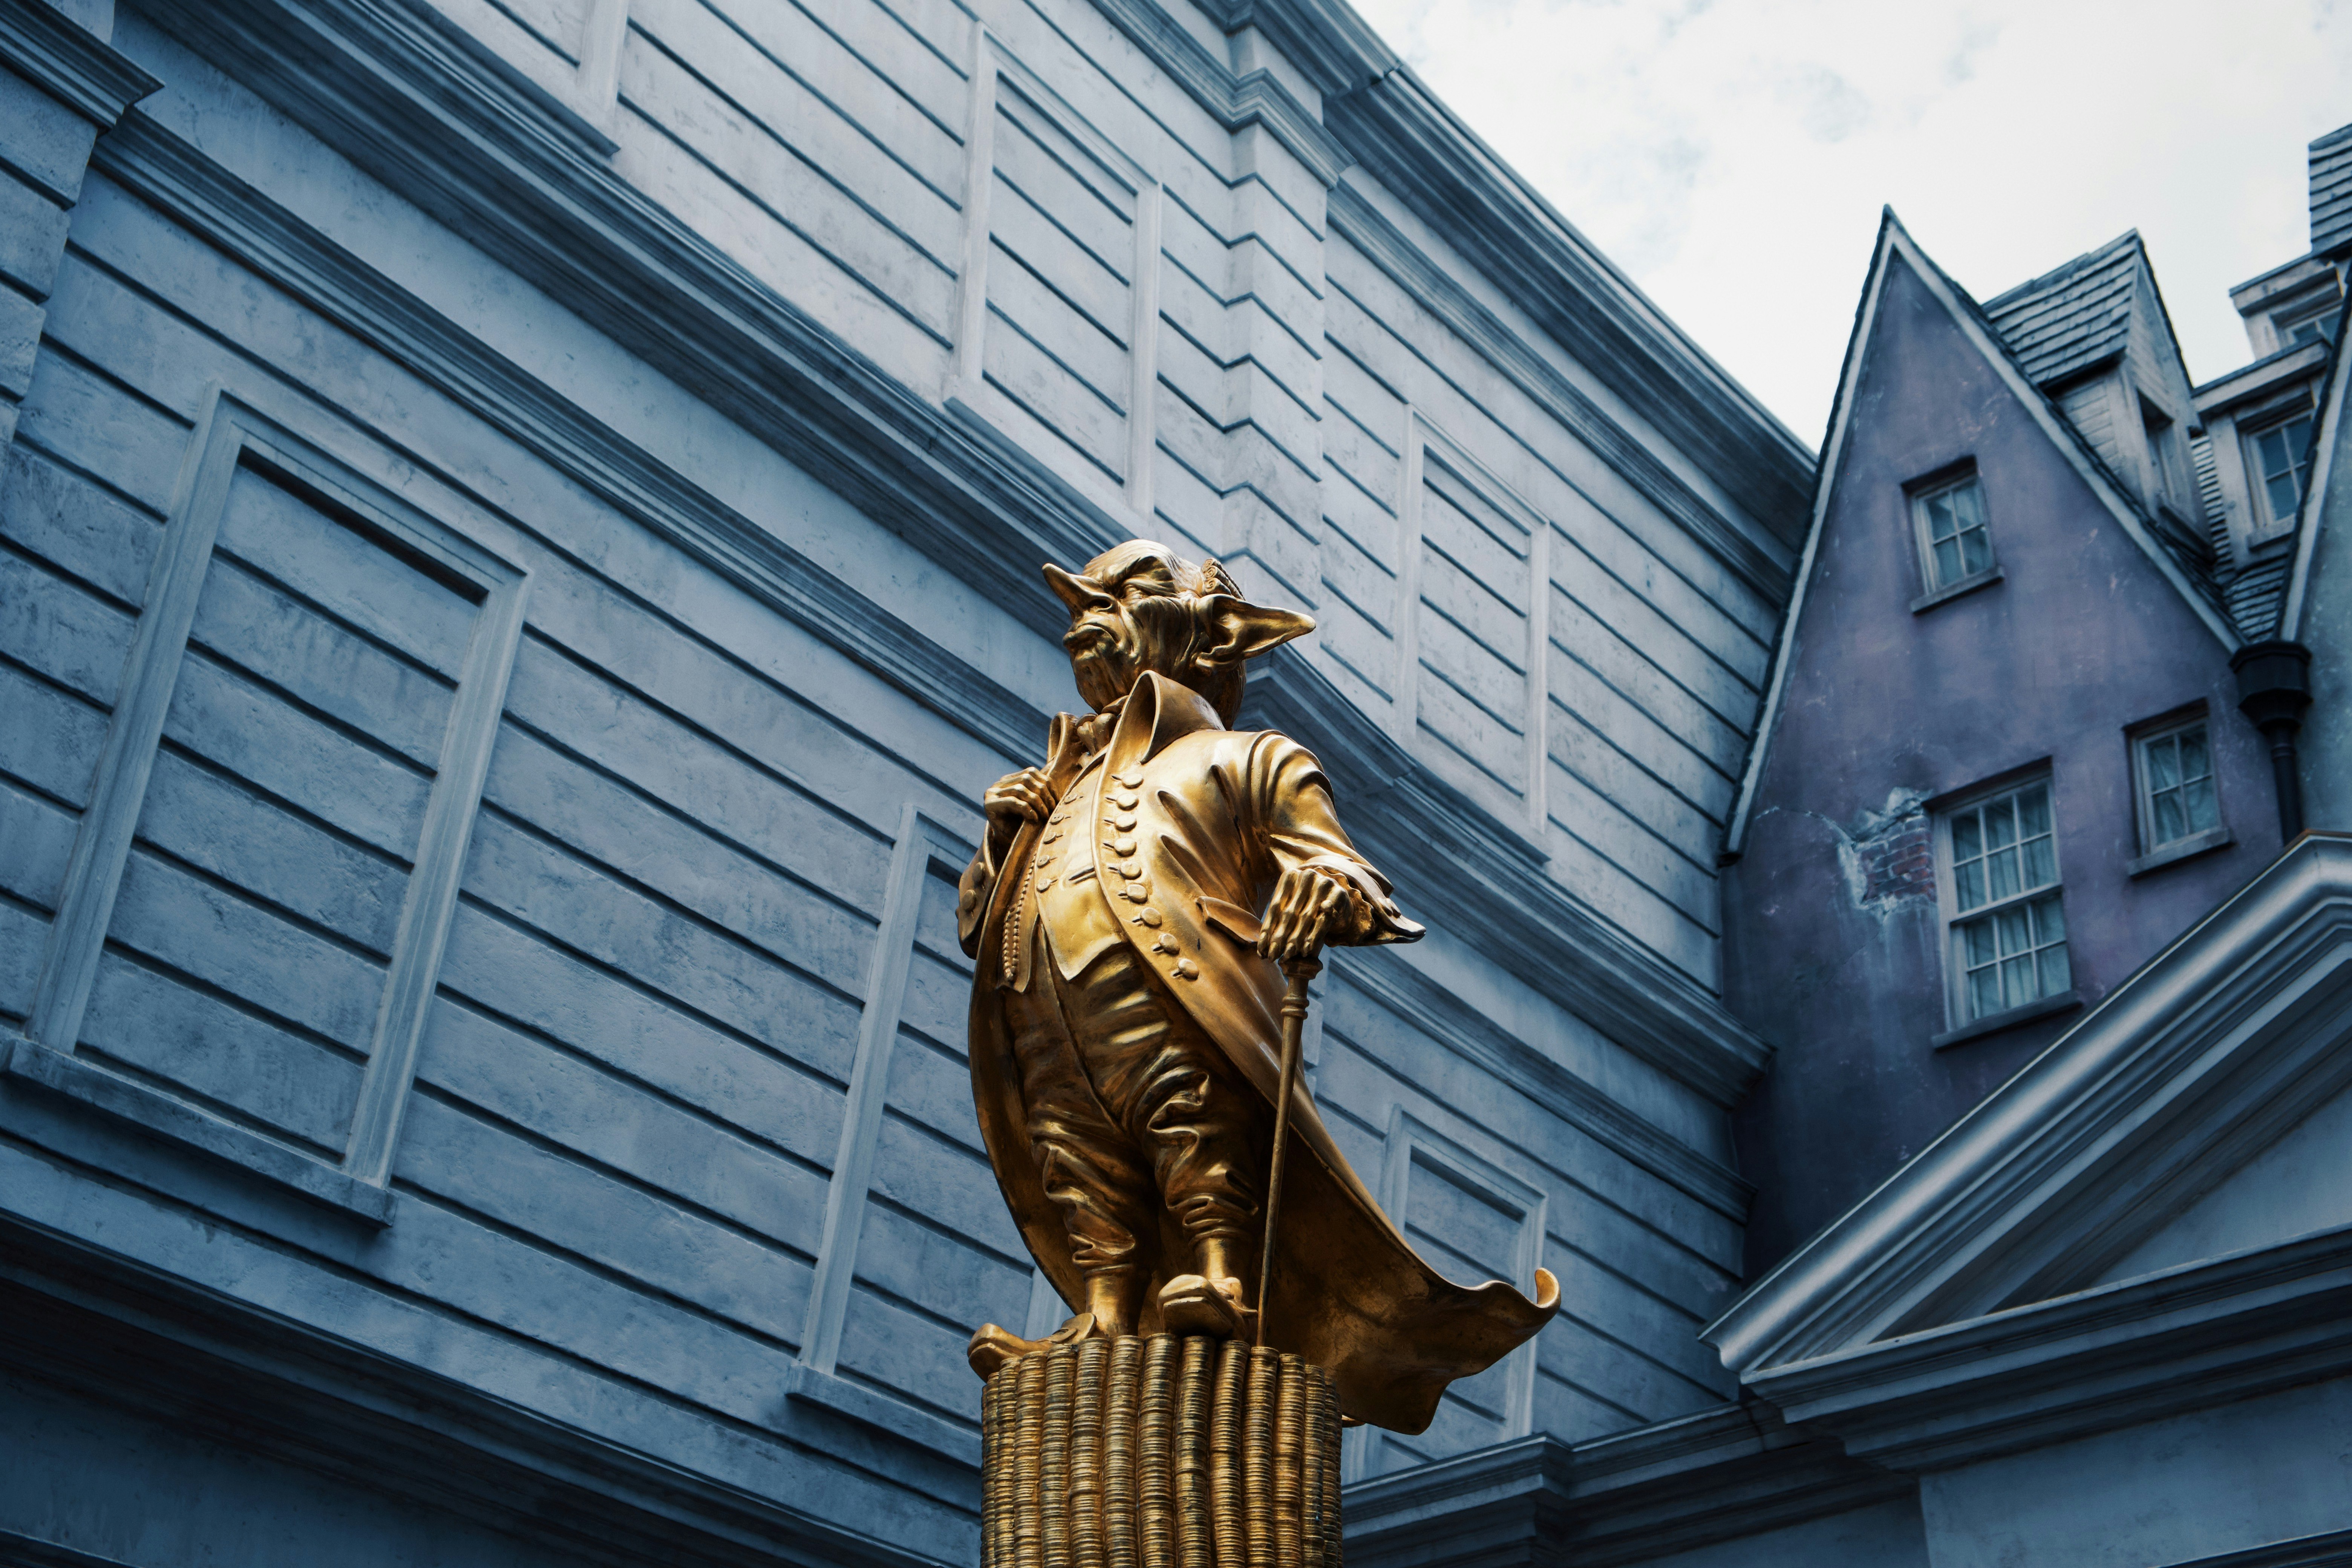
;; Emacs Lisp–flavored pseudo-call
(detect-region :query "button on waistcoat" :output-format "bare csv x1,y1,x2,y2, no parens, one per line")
1014,756,1136,983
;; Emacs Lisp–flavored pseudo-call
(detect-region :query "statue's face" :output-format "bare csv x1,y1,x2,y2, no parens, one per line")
1054,545,1194,712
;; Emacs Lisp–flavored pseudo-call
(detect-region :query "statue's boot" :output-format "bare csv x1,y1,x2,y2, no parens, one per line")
965,1310,1102,1380
1158,1274,1257,1341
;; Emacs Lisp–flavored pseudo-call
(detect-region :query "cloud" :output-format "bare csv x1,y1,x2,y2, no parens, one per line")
1345,0,2352,441
1779,63,1871,144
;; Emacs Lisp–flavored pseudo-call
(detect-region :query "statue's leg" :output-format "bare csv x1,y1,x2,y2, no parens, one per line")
1067,952,1262,1337
1006,952,1157,1338
1136,1042,1263,1338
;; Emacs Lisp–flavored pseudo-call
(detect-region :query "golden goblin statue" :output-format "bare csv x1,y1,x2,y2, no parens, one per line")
958,541,1557,1434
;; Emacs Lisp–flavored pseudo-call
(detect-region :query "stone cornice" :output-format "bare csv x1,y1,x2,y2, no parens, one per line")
1081,0,1354,187
1328,182,1792,602
1344,1403,1905,1568
1325,67,1815,552
1250,652,1773,1107
2156,1527,2352,1568
2191,339,2329,417
1187,0,1396,96
1750,1224,2352,1472
0,0,161,127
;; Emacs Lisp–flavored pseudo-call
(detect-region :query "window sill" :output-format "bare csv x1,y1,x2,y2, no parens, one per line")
2127,826,2234,878
1,1036,395,1225
1931,989,2081,1050
2247,525,2297,554
1911,566,2004,614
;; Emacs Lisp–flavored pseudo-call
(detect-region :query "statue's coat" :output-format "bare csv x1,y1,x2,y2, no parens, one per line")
959,672,1557,1433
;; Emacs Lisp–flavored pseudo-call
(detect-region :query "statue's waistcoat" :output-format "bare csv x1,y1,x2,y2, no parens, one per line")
1008,754,1133,988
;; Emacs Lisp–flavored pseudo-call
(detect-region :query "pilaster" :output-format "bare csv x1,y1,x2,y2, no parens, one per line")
0,0,156,464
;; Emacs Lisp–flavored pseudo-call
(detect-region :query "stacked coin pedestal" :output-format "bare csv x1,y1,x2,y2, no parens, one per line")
980,1335,1343,1568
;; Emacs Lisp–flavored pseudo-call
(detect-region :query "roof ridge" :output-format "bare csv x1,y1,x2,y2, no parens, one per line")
1921,236,2230,623
1981,230,2143,314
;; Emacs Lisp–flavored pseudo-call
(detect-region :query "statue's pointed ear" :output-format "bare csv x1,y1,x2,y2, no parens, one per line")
1197,595,1315,667
1043,563,1107,613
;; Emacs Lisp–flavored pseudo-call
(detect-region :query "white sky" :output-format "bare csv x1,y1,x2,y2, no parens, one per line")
1344,0,2352,446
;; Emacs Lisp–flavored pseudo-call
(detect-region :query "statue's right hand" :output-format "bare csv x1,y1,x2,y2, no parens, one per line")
983,768,1055,844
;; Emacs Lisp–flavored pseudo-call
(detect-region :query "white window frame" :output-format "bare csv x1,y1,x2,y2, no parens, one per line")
2243,407,2317,533
2272,289,2343,349
1934,773,2072,1031
1908,469,1996,599
2129,713,2229,871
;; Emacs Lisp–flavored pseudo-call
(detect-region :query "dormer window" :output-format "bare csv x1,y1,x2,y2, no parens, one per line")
1909,470,1994,596
2273,292,2342,348
2246,410,2316,531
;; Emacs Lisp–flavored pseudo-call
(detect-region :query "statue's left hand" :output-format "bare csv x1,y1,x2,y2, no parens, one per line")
1258,867,1355,962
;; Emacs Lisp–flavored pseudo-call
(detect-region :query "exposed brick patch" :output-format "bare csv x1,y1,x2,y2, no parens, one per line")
1859,818,1935,904
1832,788,1936,914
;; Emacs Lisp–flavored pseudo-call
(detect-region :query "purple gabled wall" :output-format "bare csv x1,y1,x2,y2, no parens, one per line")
1723,253,2279,1278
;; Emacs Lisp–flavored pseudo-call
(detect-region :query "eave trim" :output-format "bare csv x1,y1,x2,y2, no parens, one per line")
2280,297,2352,640
1721,211,1898,856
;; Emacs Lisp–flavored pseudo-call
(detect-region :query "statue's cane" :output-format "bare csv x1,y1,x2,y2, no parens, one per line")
1254,953,1321,1348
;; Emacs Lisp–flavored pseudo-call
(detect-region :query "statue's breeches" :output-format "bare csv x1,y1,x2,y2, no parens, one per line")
1004,930,1261,1276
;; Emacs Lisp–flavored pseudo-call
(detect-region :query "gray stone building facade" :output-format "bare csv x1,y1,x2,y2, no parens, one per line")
0,0,1806,1560
5,0,2352,1561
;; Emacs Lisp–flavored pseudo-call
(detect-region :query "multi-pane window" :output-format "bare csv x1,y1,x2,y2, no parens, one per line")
2275,296,2341,348
1913,474,1992,591
2248,413,2315,527
1946,780,2070,1023
2136,720,2219,852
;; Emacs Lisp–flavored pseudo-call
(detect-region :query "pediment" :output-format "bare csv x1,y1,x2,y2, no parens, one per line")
1707,834,2352,1378
2091,1076,2352,1288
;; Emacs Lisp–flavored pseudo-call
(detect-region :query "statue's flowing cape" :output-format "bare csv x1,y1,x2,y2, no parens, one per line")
959,672,1557,1433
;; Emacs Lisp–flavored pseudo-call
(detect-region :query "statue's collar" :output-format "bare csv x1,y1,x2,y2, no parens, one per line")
1046,673,1222,788
1112,671,1223,764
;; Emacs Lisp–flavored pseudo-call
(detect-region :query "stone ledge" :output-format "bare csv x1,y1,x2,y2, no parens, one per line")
0,0,160,129
2128,826,2235,878
1929,989,2082,1051
1344,1403,1908,1568
784,1361,983,1470
2,1036,395,1225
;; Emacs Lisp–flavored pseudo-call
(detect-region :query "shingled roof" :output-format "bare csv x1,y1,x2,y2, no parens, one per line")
2193,433,2296,639
2313,123,2352,256
1982,231,2144,389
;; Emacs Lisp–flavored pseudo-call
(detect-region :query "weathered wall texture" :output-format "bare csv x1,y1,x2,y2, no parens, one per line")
1722,252,2277,1274
0,0,1811,1559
